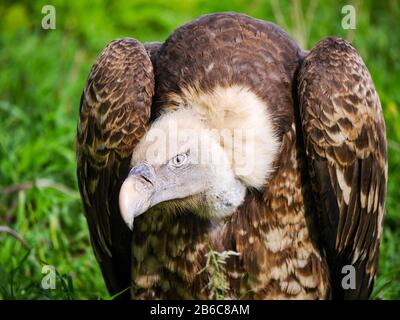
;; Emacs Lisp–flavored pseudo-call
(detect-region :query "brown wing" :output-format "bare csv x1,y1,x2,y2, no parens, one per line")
297,37,387,299
77,38,156,298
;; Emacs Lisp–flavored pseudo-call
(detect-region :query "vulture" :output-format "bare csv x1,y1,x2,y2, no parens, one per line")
76,13,387,300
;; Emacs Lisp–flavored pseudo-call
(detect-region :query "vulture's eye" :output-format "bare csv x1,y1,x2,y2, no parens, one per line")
169,153,188,168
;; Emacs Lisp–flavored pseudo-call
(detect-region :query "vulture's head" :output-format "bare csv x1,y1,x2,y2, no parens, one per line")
119,86,281,229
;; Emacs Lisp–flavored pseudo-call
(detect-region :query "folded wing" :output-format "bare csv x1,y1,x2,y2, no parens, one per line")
297,37,387,299
77,38,155,297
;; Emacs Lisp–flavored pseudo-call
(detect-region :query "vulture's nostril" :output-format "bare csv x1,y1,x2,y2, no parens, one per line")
129,163,155,185
140,174,153,185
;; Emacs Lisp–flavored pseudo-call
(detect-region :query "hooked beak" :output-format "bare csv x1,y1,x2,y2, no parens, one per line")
119,163,156,230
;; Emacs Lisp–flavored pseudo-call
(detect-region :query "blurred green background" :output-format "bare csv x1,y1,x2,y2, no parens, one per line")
0,0,399,299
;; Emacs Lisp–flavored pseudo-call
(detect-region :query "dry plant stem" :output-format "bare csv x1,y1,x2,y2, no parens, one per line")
0,179,79,198
0,225,41,266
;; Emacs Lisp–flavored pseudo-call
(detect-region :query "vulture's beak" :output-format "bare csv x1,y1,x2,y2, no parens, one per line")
119,163,156,230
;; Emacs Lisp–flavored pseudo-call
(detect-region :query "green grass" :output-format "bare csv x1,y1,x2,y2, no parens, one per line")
0,0,399,299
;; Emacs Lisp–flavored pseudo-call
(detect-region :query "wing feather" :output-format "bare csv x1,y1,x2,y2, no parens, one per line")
77,38,155,297
297,37,387,299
